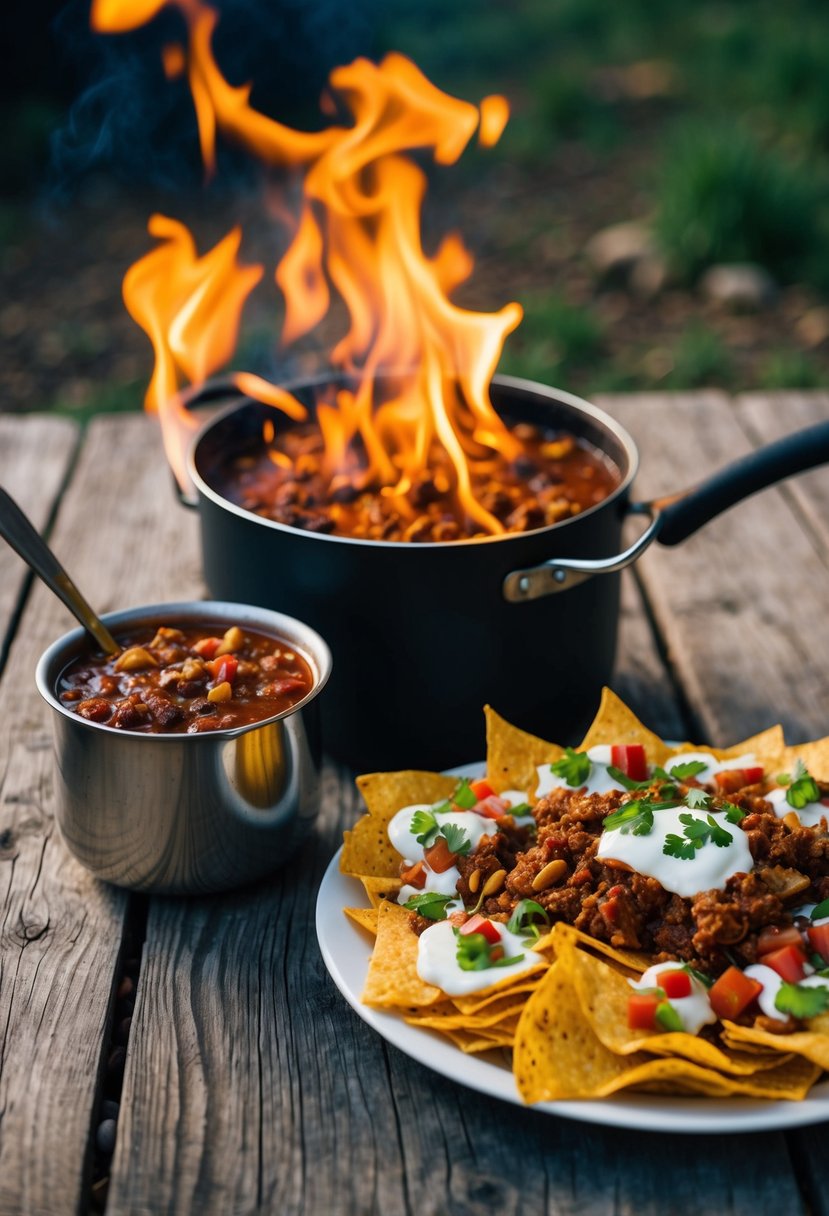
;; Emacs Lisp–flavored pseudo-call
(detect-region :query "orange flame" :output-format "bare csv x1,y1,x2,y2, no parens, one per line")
96,0,525,533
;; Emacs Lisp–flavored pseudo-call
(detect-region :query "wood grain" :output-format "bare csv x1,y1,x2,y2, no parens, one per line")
598,391,829,744
0,415,78,656
0,413,201,1216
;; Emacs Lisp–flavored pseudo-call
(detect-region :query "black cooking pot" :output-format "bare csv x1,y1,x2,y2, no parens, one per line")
180,373,829,770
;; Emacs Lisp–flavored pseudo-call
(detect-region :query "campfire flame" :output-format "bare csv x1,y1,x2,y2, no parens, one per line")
93,0,524,533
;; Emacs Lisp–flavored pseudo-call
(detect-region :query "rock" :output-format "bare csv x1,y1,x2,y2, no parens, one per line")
796,306,829,348
630,254,670,299
699,264,777,311
585,221,654,283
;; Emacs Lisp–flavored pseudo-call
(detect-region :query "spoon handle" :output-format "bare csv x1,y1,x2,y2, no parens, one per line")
0,485,120,656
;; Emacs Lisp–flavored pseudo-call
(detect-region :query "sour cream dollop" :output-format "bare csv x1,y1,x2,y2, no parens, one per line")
535,745,619,799
597,805,754,898
416,920,543,995
765,786,829,829
629,961,716,1034
663,751,757,785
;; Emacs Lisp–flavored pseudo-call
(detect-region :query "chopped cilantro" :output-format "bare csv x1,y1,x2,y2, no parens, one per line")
507,899,551,942
403,893,454,920
684,787,710,810
724,802,746,824
786,759,821,810
683,965,713,988
663,812,733,860
775,772,791,785
550,747,592,788
655,1001,684,1032
603,796,678,836
433,777,478,815
774,981,829,1020
812,898,829,921
410,809,439,847
509,802,532,817
454,928,523,972
667,760,709,781
439,823,472,856
606,765,652,792
663,834,697,861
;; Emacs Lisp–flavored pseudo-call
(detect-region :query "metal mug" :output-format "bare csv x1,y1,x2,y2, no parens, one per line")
36,600,332,894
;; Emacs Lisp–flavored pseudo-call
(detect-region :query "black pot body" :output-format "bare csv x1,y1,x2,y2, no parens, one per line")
189,376,636,770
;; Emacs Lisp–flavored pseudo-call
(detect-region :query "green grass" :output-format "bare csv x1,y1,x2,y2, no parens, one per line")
499,293,605,385
653,123,827,287
757,349,828,389
49,378,146,425
664,324,734,389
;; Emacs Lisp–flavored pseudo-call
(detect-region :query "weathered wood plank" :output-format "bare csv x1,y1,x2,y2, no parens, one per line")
733,391,829,557
0,413,202,1216
597,390,829,745
0,415,78,655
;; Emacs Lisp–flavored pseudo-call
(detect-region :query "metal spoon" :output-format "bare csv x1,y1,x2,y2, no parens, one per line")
0,484,120,656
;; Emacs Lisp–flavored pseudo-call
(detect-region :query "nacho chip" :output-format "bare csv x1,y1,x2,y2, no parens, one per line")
344,906,379,937
341,770,456,878
484,705,563,796
578,687,672,765
359,875,402,907
515,952,820,1101
782,738,829,783
669,723,786,771
362,900,443,1009
722,1016,829,1071
536,922,649,976
559,929,792,1076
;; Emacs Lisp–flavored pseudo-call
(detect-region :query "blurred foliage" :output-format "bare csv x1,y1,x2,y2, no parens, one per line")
757,349,825,389
498,293,605,385
665,323,734,389
653,125,827,287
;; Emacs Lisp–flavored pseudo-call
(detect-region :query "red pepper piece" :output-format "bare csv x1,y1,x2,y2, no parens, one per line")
627,992,660,1030
658,969,692,1000
763,943,807,983
610,743,648,782
709,966,763,1019
459,914,501,945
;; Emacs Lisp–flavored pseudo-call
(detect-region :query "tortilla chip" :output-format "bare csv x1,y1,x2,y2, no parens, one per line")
536,922,649,976
670,724,786,771
440,1027,514,1054
721,1016,829,1071
344,906,379,937
782,738,829,783
359,875,402,907
515,953,820,1102
405,1002,522,1032
341,770,456,878
485,705,563,795
560,931,792,1076
452,980,546,1015
578,687,672,765
361,901,443,1009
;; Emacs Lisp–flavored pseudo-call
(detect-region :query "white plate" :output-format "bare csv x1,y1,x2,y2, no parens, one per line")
315,764,829,1133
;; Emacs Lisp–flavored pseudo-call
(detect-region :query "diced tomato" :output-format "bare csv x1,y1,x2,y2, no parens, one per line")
192,637,222,659
658,969,692,1000
400,861,426,890
714,768,761,793
470,779,495,801
627,992,659,1030
424,837,457,873
757,925,804,956
459,914,501,945
763,943,807,983
206,655,238,683
709,966,763,1020
475,794,510,820
611,743,648,782
807,922,829,964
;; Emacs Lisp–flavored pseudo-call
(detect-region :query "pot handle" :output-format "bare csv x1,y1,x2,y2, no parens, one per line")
503,417,829,602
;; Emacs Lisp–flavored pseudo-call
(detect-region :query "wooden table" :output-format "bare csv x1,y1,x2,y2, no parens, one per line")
1,391,828,1216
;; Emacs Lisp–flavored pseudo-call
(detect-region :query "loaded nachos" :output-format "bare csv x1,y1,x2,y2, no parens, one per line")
339,690,829,1102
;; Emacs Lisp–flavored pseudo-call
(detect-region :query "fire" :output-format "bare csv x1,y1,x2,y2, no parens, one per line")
95,0,525,534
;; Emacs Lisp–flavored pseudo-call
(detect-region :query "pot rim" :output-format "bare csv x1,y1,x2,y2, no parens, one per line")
185,372,640,550
35,599,333,742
